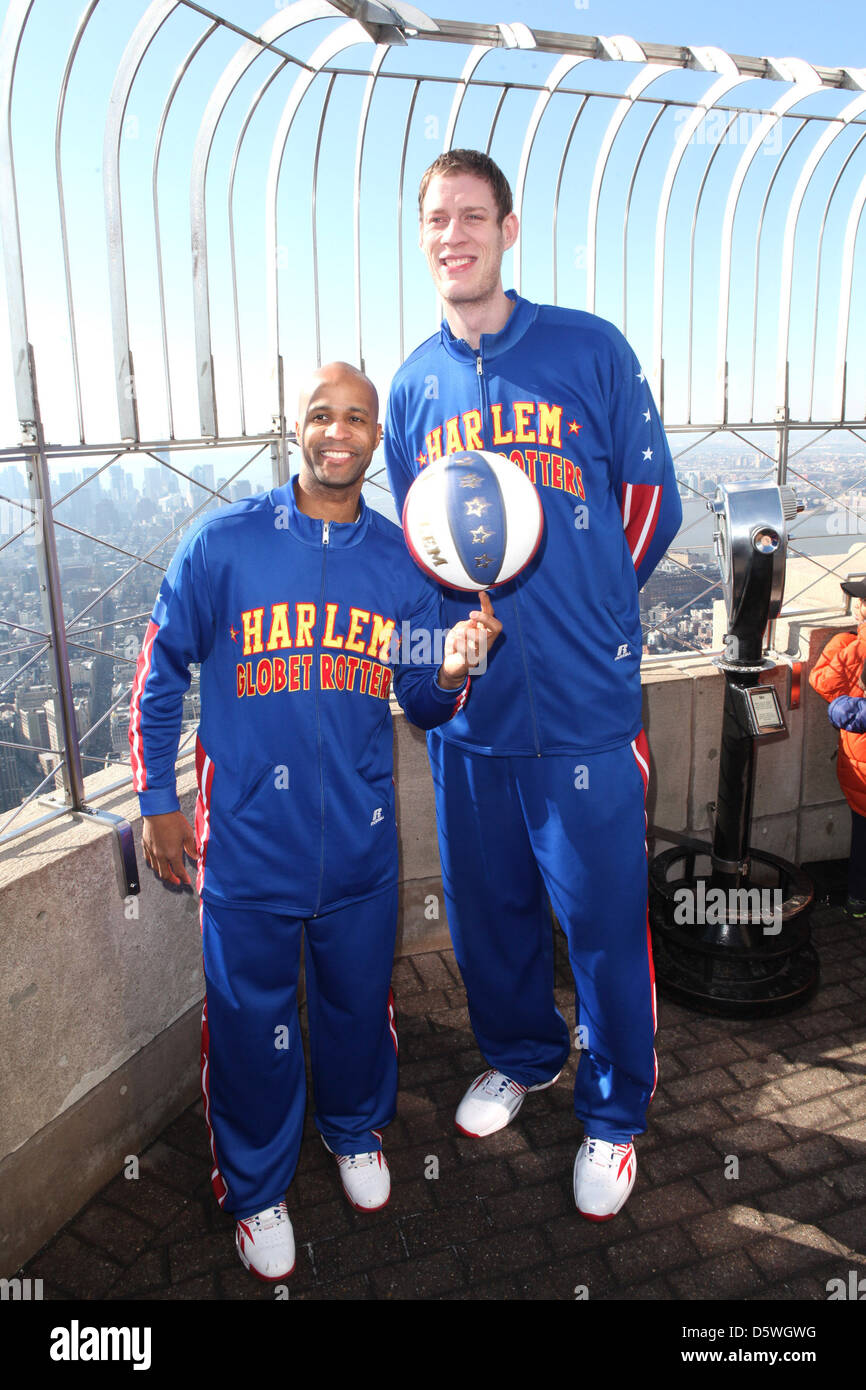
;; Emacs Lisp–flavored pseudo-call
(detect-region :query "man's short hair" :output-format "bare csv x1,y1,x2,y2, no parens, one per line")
418,149,513,225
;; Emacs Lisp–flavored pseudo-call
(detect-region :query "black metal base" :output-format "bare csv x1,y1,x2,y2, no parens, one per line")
649,840,820,1018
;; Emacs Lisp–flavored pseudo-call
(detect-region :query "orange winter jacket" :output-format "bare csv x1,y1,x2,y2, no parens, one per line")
809,622,866,817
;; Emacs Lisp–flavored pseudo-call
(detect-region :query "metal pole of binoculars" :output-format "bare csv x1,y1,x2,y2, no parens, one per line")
649,484,818,1016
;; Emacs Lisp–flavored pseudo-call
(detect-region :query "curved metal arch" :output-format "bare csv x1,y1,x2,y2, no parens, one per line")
312,72,338,368
511,53,593,296
0,0,39,425
154,22,220,441
651,47,752,400
396,78,420,362
808,126,866,418
551,96,588,306
264,20,373,396
104,0,181,442
353,42,392,369
496,21,536,51
585,37,677,315
484,86,508,156
226,53,293,436
54,0,101,445
714,56,824,421
191,1,338,438
621,102,667,340
747,119,811,422
443,44,492,152
833,160,866,419
775,76,866,409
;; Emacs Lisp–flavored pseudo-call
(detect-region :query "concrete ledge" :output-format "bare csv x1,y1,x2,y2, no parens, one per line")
0,767,203,1161
0,1000,200,1277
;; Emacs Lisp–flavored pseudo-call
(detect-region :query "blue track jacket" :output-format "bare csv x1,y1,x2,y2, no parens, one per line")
385,292,683,755
129,481,467,915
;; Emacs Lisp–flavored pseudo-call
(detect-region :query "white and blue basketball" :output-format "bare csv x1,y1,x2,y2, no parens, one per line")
401,451,544,591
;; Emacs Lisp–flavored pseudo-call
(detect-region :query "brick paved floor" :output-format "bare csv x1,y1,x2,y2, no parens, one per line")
19,902,866,1302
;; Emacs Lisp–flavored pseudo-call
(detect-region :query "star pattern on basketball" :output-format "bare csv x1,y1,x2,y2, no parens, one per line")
464,497,490,516
403,449,544,590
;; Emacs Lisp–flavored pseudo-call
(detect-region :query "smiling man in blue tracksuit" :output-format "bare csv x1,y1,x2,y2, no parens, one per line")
385,151,682,1220
129,362,500,1280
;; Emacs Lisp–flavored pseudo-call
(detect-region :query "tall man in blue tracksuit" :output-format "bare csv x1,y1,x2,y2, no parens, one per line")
130,362,500,1280
385,151,683,1220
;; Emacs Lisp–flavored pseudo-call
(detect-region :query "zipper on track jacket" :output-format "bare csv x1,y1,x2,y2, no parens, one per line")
475,348,542,755
313,519,330,916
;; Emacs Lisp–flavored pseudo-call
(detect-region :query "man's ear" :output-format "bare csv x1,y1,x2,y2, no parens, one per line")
502,211,519,250
376,423,383,446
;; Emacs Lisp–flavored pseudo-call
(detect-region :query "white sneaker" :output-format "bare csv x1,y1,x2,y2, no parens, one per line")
333,1149,391,1212
573,1136,637,1221
455,1067,561,1138
235,1201,295,1280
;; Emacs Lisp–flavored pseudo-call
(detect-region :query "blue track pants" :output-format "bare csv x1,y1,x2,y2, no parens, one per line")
428,734,657,1143
200,886,399,1218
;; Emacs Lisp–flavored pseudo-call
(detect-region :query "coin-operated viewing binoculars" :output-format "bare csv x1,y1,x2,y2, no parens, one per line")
649,483,819,1016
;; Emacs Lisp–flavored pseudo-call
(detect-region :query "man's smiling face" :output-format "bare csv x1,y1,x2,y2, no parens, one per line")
419,171,518,311
295,365,381,496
